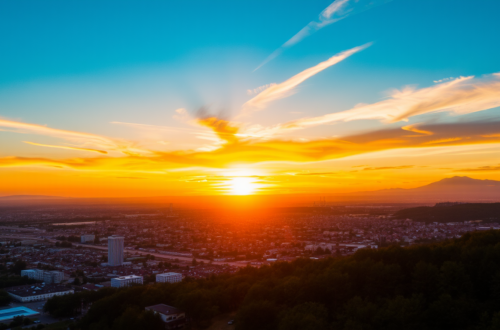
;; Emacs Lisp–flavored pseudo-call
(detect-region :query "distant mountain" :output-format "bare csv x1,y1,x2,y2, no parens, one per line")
347,176,500,202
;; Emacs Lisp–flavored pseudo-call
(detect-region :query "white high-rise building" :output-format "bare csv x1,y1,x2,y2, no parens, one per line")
156,272,182,284
108,236,124,266
111,275,143,288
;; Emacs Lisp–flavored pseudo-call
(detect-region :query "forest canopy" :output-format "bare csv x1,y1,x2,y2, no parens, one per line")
45,230,500,330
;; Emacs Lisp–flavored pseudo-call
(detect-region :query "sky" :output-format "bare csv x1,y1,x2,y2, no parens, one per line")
1,0,500,197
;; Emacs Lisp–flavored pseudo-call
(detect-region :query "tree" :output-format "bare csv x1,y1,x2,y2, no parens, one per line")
11,260,27,274
278,302,328,330
0,290,12,306
236,301,279,330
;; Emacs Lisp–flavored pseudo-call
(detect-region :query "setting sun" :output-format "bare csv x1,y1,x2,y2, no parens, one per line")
228,177,258,195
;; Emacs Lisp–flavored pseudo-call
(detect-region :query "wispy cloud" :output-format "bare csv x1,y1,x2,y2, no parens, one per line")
3,121,500,171
244,43,371,112
362,165,413,171
402,124,434,136
196,117,240,144
255,0,391,71
23,141,108,154
454,164,500,172
247,84,276,95
0,118,146,155
281,73,500,130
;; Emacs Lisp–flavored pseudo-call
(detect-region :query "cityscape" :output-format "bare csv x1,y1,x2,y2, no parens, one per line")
1,0,500,329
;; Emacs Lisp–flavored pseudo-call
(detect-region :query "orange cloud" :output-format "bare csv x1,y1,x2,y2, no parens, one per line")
196,117,240,144
2,121,500,172
402,124,433,136
0,118,146,155
24,141,108,154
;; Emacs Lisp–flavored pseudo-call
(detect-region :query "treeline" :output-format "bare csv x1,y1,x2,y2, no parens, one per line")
45,230,500,329
394,203,500,223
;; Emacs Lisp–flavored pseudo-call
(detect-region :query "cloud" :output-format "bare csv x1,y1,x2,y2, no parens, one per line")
247,84,276,95
402,124,433,136
244,44,371,111
295,172,338,176
196,117,240,144
454,164,500,172
362,165,413,171
3,121,500,172
0,118,146,155
255,0,391,70
281,73,500,130
24,141,108,154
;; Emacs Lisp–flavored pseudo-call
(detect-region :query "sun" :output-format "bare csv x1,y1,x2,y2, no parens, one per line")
229,177,258,195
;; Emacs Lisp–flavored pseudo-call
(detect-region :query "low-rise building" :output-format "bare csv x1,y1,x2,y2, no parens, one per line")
81,234,95,243
156,272,182,284
43,271,64,284
21,269,36,279
111,275,143,288
21,269,64,283
145,304,186,329
6,284,74,302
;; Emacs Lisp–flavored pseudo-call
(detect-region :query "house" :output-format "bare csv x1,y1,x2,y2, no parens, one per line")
145,304,186,329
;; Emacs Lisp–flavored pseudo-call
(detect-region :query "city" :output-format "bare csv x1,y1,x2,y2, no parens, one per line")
2,0,500,329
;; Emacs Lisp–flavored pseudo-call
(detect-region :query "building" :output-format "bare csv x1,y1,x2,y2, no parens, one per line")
156,272,182,284
34,269,44,281
6,284,74,303
21,269,36,279
81,234,95,243
43,271,64,284
110,275,143,288
108,236,124,266
21,269,64,284
145,304,185,329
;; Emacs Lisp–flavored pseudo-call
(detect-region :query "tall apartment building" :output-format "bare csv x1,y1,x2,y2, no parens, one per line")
110,275,143,288
156,272,182,284
108,236,124,266
81,234,95,243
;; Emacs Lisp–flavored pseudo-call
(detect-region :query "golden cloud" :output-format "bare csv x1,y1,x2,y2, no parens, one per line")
2,121,500,172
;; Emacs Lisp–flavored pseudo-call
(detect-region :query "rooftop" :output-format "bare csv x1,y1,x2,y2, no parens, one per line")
146,304,183,316
6,284,72,297
114,275,142,280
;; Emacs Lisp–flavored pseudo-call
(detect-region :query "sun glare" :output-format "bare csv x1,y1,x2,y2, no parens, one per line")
229,177,258,195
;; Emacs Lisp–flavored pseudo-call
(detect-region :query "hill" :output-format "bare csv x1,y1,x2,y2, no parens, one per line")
393,202,500,223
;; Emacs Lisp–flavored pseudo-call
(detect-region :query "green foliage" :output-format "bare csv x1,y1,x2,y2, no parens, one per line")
0,289,12,306
0,274,36,288
44,230,500,330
